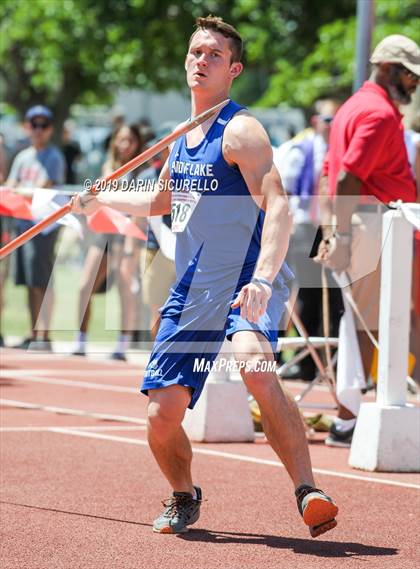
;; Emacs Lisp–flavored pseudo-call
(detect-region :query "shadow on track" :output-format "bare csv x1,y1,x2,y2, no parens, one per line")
0,501,152,528
178,528,398,559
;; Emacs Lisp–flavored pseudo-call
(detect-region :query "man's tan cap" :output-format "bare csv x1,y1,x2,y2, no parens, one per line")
370,34,420,76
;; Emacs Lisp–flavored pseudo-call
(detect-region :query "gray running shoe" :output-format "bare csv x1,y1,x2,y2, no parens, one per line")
110,351,127,362
153,486,202,533
14,338,53,352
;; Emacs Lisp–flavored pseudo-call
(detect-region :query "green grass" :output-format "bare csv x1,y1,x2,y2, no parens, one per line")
3,262,121,342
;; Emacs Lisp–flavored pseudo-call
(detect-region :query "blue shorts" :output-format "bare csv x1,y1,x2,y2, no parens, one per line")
141,279,290,408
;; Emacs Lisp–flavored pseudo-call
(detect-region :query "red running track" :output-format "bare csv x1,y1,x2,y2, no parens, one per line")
1,348,419,569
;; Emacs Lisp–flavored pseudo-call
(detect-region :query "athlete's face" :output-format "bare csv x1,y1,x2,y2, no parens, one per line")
185,29,242,93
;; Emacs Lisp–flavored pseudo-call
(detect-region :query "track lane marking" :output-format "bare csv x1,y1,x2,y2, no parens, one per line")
0,426,146,432
3,399,419,490
0,370,337,394
0,399,146,425
0,374,139,393
1,368,142,377
49,428,420,490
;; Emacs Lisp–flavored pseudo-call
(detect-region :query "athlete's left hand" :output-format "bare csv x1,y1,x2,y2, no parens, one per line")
231,282,272,323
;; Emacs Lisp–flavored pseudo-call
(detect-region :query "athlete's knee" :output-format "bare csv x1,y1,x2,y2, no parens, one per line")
241,357,278,398
147,386,190,437
147,405,169,438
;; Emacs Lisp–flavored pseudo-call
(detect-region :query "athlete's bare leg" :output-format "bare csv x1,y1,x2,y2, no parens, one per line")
147,384,194,494
232,330,315,488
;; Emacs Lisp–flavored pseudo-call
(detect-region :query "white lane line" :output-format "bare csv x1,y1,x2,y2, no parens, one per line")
0,426,146,432
1,369,142,377
3,370,372,401
51,428,420,491
0,399,146,425
3,399,419,490
0,374,138,393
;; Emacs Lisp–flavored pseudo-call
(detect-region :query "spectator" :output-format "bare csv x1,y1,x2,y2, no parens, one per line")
404,114,420,382
316,35,419,446
73,124,144,361
61,120,82,185
6,105,65,350
9,121,30,161
104,109,125,152
275,100,343,380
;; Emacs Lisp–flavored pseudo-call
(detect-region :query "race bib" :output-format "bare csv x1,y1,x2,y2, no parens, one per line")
171,190,201,233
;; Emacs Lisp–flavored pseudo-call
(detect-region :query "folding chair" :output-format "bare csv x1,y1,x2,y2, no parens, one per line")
276,301,339,410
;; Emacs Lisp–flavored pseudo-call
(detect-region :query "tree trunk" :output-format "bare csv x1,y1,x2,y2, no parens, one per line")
2,50,83,146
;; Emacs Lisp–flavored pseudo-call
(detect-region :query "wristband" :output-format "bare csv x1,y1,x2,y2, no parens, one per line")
251,277,273,292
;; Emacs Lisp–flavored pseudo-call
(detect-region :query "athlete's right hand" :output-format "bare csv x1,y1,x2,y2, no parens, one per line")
231,281,272,323
70,192,101,215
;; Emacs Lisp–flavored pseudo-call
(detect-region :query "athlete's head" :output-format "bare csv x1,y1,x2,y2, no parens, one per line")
186,16,243,93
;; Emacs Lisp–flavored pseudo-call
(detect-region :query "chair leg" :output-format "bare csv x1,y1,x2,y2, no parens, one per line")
280,301,339,409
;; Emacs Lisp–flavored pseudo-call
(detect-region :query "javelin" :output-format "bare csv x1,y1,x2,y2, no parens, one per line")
0,99,229,260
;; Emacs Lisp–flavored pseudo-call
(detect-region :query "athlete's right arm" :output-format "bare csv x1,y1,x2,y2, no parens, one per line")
71,158,172,217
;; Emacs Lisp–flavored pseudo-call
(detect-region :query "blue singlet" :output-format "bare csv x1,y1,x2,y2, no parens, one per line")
141,100,293,408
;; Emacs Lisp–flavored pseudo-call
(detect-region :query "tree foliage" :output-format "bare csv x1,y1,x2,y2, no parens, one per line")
0,0,418,128
260,0,420,107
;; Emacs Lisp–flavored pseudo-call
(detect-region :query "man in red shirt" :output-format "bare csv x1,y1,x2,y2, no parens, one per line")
316,34,419,447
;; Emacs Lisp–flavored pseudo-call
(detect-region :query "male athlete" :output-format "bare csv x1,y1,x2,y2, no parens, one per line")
72,16,338,538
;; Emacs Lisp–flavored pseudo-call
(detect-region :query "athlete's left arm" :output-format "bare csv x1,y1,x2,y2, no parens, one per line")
224,114,293,322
